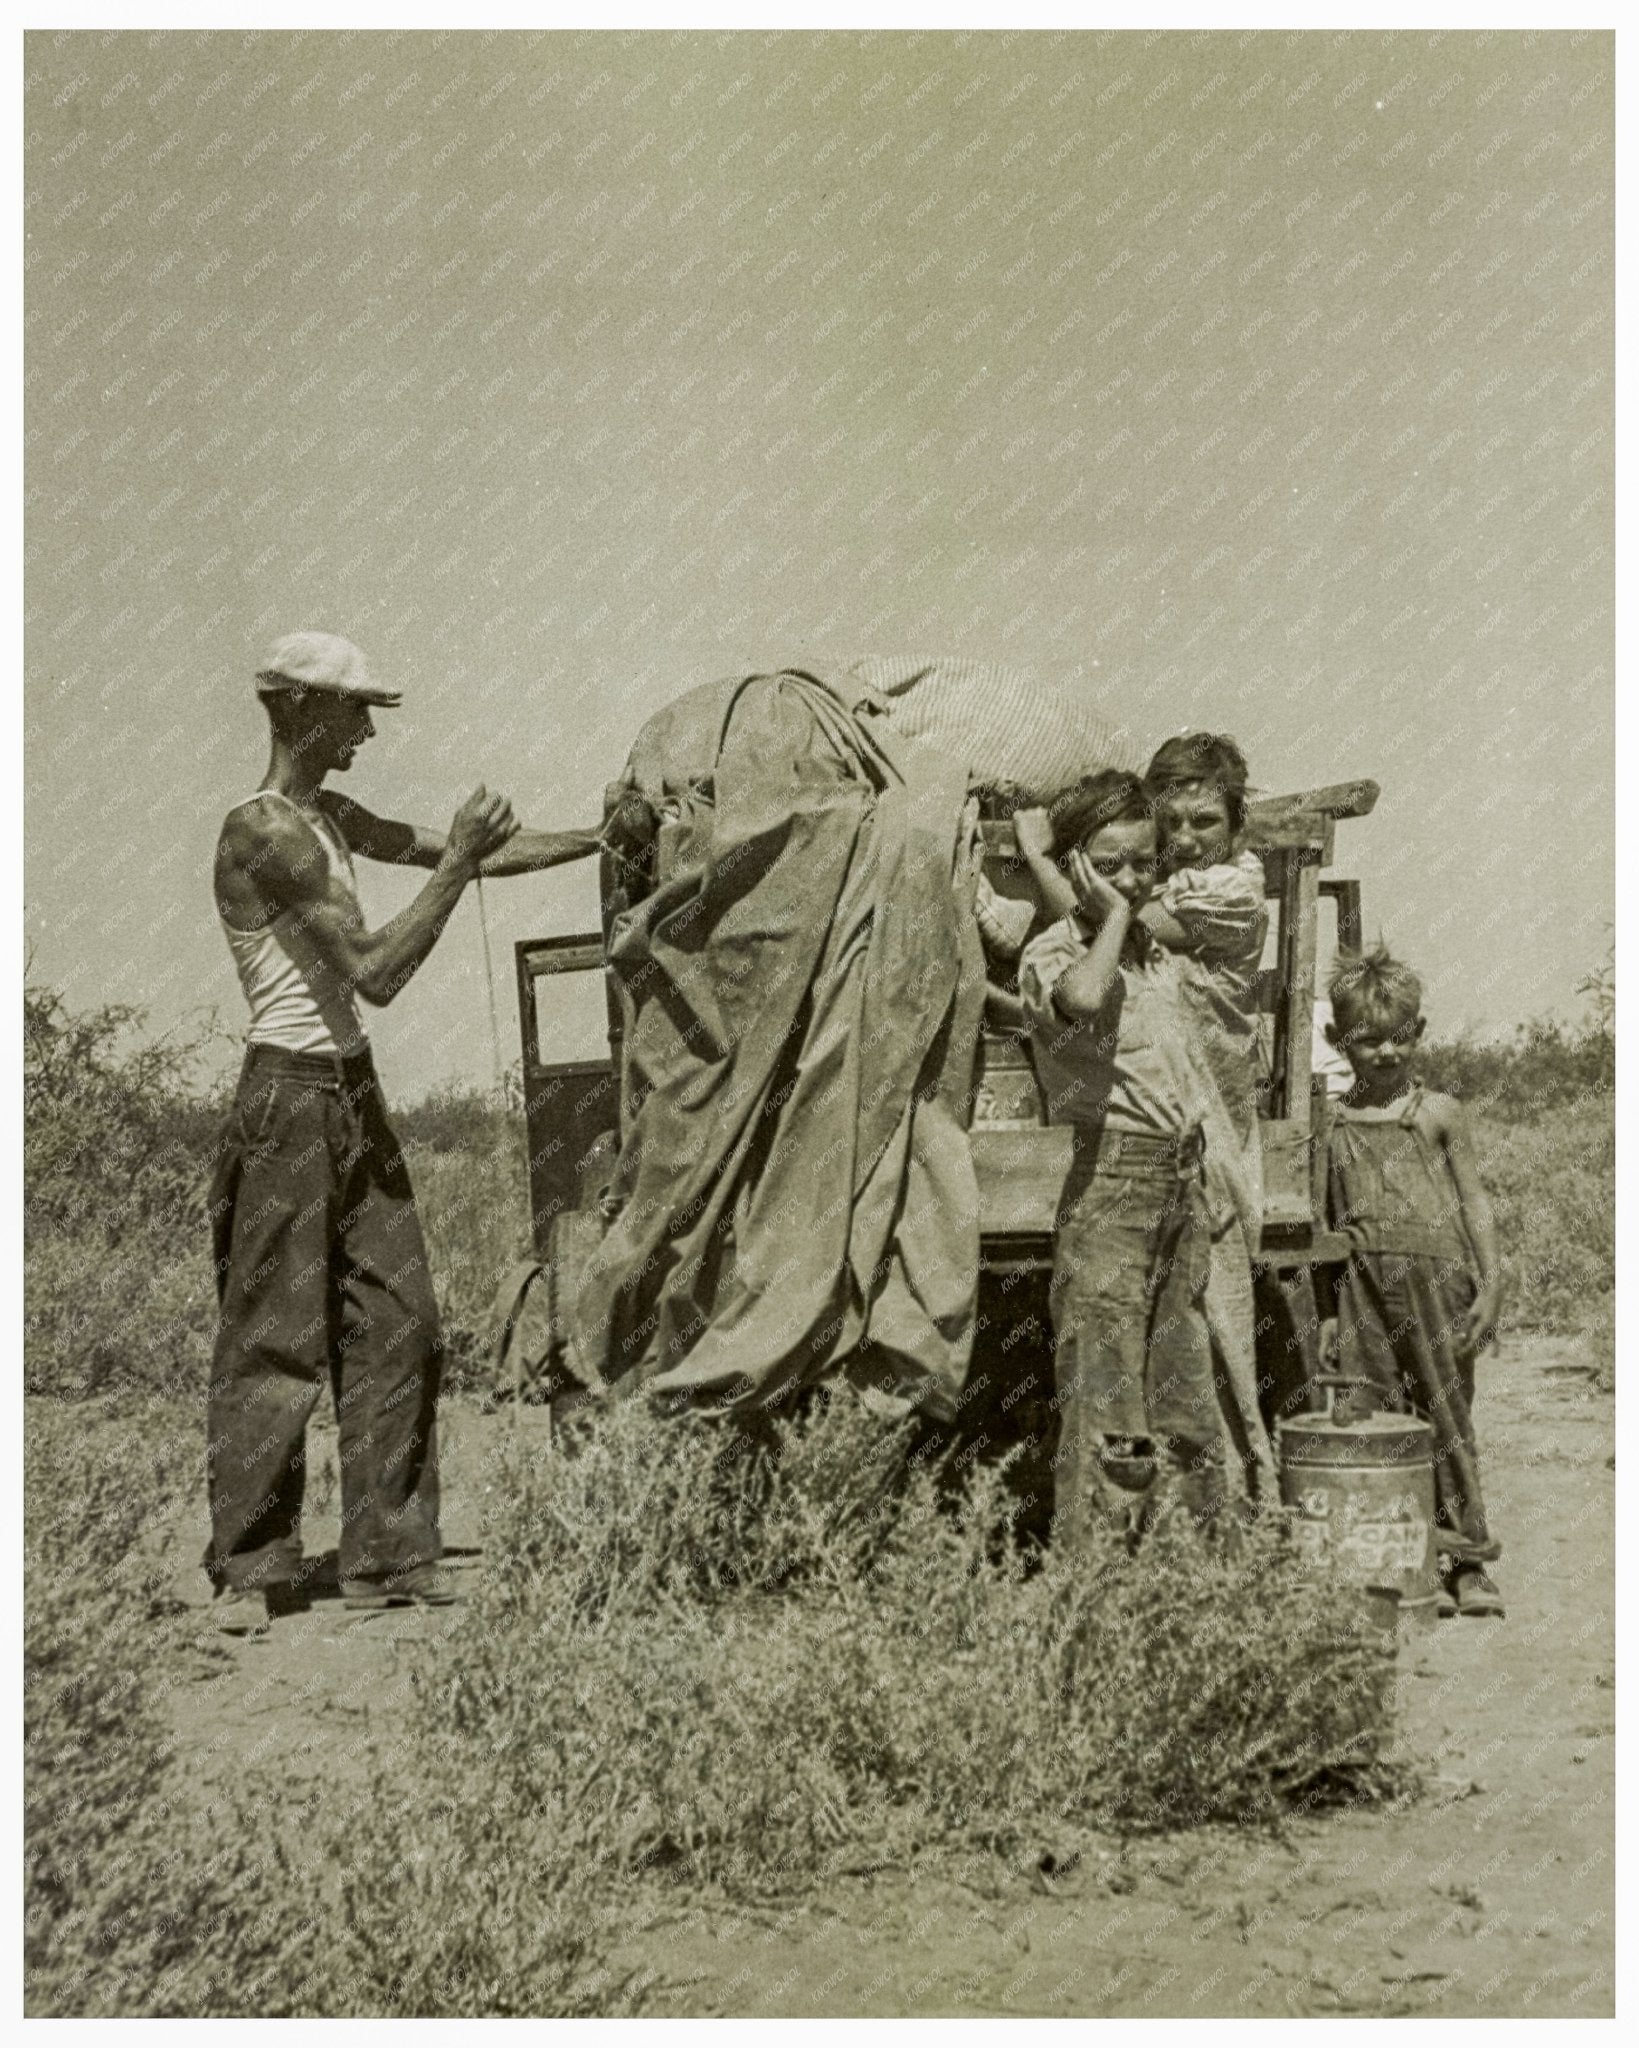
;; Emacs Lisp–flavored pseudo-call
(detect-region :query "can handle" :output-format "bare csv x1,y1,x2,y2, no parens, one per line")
1312,1373,1376,1424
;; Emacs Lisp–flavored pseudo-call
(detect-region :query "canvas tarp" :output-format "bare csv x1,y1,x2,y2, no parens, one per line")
572,667,986,1422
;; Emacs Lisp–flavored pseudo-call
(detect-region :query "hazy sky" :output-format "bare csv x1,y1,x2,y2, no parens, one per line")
24,29,1613,1097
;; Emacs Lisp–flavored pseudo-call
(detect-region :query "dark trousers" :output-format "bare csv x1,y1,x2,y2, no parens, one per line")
204,1045,443,1591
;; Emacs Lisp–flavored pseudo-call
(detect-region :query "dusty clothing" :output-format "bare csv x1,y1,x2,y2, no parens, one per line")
1328,1087,1496,1565
1154,851,1273,1496
1156,850,1267,1240
1201,1228,1273,1496
1329,1084,1475,1262
1021,930,1220,1536
576,668,985,1422
1049,1131,1215,1424
1019,918,1208,1139
204,1045,443,1591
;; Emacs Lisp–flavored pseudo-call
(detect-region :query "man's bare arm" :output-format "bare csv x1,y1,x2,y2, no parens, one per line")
251,789,516,1006
321,793,601,875
477,826,604,875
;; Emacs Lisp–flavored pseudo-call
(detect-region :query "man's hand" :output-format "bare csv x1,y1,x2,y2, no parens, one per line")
447,786,518,869
1012,807,1055,862
1463,1281,1503,1355
1067,847,1128,927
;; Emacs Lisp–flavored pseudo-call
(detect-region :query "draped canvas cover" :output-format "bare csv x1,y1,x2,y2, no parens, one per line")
573,668,986,1422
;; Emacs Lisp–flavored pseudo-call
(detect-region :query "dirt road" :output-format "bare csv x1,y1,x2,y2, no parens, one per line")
165,1333,1613,2017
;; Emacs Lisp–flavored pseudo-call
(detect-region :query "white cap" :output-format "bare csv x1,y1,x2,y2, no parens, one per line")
255,631,402,707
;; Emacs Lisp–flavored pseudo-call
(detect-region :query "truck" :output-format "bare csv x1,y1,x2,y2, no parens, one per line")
505,776,1379,1504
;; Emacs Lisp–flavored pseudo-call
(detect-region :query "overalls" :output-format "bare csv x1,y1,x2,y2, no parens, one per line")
1328,1088,1498,1566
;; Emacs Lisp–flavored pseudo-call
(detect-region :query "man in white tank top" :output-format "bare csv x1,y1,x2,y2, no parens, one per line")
207,631,602,1632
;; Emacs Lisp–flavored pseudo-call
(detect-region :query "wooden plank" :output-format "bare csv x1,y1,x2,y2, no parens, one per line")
1254,827,1334,894
1322,877,1363,955
1256,1230,1352,1270
1247,778,1379,826
1265,849,1294,1114
1283,856,1320,1125
1308,1079,1334,1227
1260,1115,1314,1230
519,937,604,977
970,1126,1073,1236
514,940,540,1073
1249,813,1329,862
979,1241,1054,1276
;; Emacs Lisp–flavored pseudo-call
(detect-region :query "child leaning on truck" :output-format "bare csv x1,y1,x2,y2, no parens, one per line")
1140,733,1274,1503
1014,735,1274,1504
1324,945,1507,1618
1017,770,1224,1547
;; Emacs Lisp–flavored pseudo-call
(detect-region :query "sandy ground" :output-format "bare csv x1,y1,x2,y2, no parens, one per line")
163,1332,1613,2018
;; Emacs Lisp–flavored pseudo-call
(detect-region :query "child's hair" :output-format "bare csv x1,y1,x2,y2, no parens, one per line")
1144,731,1251,834
1047,769,1152,859
1329,943,1424,1035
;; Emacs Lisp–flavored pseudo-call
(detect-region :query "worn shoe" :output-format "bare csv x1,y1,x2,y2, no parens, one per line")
213,1581,307,1635
340,1564,460,1610
1436,1580,1458,1619
1450,1565,1505,1618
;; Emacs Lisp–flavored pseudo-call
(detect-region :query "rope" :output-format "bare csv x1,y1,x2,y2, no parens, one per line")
474,875,507,1100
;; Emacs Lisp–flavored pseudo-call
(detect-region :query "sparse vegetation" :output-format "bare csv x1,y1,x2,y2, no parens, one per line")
435,1395,1404,1890
21,988,528,1399
24,1396,315,2016
23,1395,641,2018
22,974,1614,2012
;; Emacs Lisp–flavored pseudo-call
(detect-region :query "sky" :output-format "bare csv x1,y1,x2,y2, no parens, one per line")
23,27,1614,1098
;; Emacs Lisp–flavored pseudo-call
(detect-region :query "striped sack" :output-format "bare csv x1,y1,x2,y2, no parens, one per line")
847,653,1145,803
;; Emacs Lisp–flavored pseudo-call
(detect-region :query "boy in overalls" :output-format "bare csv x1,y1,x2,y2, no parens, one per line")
1325,947,1506,1617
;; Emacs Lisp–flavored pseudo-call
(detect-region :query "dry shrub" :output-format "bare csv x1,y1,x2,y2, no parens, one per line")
1416,1013,1613,1120
1472,1101,1614,1346
404,1130,533,1390
24,1395,641,2018
23,1397,319,2016
304,1751,653,2017
24,1233,215,1400
23,985,223,1400
427,1395,1406,1898
22,984,527,1399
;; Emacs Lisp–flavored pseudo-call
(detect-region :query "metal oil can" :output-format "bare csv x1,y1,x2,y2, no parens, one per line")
1276,1376,1440,1631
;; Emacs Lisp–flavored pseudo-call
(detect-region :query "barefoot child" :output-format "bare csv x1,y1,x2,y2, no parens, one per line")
1017,772,1223,1544
1325,946,1506,1617
1141,734,1274,1501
